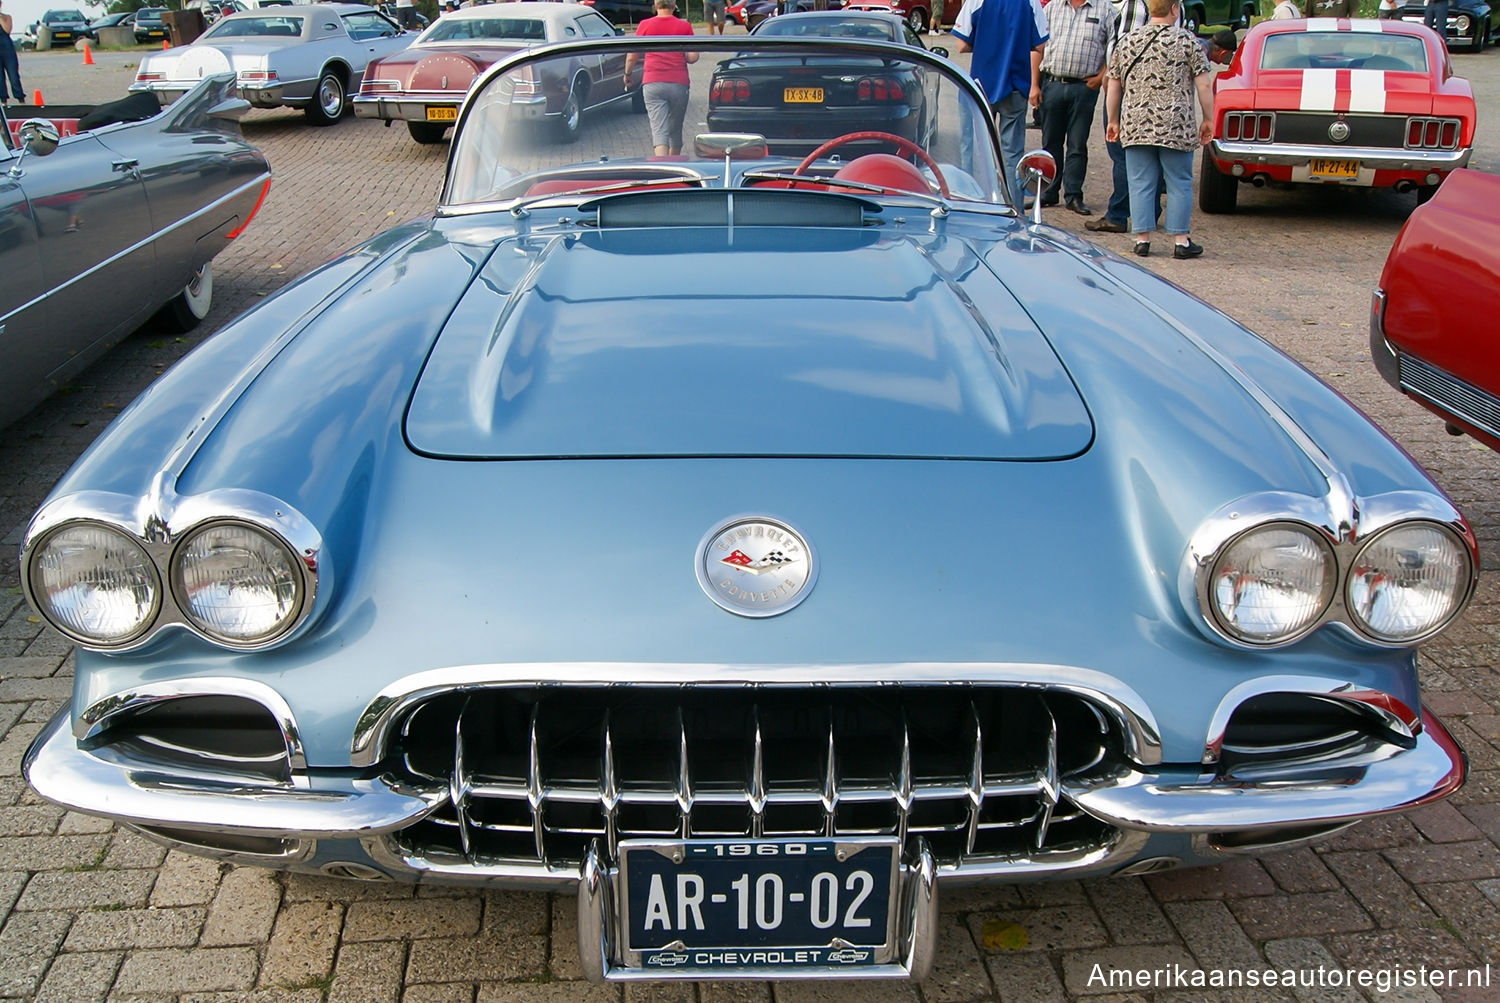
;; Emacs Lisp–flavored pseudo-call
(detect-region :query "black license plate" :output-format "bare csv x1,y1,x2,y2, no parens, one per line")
620,837,899,973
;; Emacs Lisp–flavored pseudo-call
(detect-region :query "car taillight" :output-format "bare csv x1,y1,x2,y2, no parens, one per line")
359,78,400,95
1406,116,1461,150
1222,110,1273,143
512,66,540,97
238,69,279,83
710,77,750,104
225,177,271,241
135,72,163,82
856,76,904,102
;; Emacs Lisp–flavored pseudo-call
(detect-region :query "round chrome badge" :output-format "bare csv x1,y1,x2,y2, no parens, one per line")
1328,120,1351,143
696,516,817,618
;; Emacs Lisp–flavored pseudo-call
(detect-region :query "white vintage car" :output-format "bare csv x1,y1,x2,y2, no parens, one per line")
129,3,413,125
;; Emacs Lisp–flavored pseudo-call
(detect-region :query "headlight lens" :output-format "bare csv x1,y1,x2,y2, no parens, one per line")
1347,523,1470,642
29,524,160,644
173,522,303,645
1209,523,1335,644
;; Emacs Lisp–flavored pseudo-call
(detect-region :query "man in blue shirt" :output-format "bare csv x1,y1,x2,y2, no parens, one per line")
952,0,1048,211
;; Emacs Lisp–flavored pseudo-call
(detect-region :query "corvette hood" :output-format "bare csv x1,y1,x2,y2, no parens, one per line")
405,226,1093,460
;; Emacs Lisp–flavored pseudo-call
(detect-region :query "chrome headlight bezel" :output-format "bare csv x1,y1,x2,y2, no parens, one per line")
1344,520,1474,645
25,520,164,648
1203,520,1338,647
169,518,310,648
1185,490,1477,651
20,490,324,653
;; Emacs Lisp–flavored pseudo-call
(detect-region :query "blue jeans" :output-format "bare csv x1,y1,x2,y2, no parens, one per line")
1425,0,1450,33
995,89,1029,211
0,43,20,103
1124,145,1193,237
1101,101,1130,226
1039,78,1098,202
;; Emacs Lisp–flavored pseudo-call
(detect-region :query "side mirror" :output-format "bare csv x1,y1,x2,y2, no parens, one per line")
930,45,949,58
18,119,60,157
1016,148,1057,224
10,118,60,178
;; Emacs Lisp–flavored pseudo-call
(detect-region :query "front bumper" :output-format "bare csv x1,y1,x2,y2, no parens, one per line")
25,697,1466,867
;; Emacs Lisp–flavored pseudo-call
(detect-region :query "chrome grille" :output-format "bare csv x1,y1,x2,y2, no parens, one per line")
385,686,1119,871
1400,353,1500,442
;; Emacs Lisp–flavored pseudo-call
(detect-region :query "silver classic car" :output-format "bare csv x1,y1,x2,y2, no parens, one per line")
0,76,271,429
129,3,412,125
23,35,1475,983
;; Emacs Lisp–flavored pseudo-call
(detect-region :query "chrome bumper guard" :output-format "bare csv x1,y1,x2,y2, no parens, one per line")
23,708,446,839
1065,708,1465,831
577,839,938,982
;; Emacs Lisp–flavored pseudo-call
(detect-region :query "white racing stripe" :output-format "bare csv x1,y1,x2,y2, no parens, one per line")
1349,18,1385,31
1348,69,1387,112
1300,68,1338,111
1306,17,1339,30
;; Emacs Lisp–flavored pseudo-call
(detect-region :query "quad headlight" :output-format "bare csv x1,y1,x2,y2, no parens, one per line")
171,522,305,646
1346,523,1471,643
1208,523,1336,645
28,524,161,646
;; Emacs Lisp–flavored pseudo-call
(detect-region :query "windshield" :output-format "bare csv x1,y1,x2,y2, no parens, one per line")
445,37,1007,210
205,14,305,38
45,10,86,21
422,15,548,42
1259,31,1429,73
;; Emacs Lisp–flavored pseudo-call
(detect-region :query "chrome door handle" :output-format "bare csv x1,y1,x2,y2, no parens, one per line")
111,159,140,173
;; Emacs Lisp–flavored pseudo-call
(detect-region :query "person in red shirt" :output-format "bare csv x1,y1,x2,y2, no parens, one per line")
623,0,698,156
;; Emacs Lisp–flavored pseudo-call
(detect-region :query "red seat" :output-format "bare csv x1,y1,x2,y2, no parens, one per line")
832,154,930,195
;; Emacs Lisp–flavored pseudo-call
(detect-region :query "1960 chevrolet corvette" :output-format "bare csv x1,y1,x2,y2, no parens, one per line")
22,36,1475,983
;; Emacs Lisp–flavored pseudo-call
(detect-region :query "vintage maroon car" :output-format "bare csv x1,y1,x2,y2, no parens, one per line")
1372,168,1500,452
352,1,631,144
1201,19,1475,213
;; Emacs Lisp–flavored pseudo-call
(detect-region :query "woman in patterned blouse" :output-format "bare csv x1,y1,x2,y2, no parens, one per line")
1103,0,1214,258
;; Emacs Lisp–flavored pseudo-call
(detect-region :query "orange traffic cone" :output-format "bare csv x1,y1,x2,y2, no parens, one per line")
31,89,41,106
162,40,169,49
81,42,93,65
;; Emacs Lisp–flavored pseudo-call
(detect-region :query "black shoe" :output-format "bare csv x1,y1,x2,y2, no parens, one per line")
1040,197,1059,209
1173,240,1203,259
1133,241,1150,257
1085,218,1127,233
1064,197,1092,216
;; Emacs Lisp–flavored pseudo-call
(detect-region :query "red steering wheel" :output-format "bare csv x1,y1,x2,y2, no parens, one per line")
795,131,951,199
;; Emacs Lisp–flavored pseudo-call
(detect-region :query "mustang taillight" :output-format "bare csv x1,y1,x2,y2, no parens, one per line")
857,76,904,102
1406,116,1462,150
1223,110,1273,143
710,77,750,104
238,69,279,84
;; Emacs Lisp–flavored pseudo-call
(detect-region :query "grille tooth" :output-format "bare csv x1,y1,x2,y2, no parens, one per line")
527,702,545,864
1034,703,1060,850
452,697,474,859
822,712,837,838
390,686,1119,871
749,706,766,837
601,709,619,857
675,706,692,837
966,702,983,855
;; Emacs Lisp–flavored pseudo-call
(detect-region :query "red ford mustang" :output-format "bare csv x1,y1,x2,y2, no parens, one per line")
352,1,632,145
1201,18,1474,212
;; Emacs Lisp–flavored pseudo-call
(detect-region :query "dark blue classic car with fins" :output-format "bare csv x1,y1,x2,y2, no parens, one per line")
21,35,1475,983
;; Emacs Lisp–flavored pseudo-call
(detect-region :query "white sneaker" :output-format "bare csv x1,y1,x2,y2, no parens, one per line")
929,28,941,34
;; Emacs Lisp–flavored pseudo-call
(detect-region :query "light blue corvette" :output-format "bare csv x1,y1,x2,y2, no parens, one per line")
22,35,1476,984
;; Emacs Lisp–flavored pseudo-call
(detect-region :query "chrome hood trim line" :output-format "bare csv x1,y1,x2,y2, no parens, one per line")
349,662,1165,768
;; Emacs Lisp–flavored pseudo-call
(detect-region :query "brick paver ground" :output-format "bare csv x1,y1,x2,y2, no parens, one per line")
2,37,1499,1003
